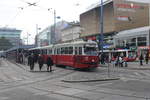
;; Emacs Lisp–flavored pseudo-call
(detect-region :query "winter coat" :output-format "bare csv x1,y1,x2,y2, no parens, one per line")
38,56,44,65
28,55,34,66
139,54,144,61
46,57,53,66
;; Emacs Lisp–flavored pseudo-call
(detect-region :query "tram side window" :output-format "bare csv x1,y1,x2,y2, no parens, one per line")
137,37,146,46
54,48,57,54
79,47,82,55
57,48,60,54
69,47,73,54
65,47,69,54
44,49,47,54
48,49,52,54
41,49,46,54
46,49,48,54
75,47,78,55
61,47,65,54
41,50,43,54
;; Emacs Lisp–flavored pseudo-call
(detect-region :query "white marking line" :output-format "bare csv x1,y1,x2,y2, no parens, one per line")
94,83,113,87
120,75,139,82
54,88,84,95
140,71,150,77
11,77,22,81
0,97,9,100
134,72,144,78
34,92,49,96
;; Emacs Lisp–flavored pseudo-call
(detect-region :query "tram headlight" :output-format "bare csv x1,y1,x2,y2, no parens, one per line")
92,59,95,62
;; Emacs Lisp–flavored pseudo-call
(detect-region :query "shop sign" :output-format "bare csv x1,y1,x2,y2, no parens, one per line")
117,16,131,21
115,3,144,9
117,8,135,12
115,3,144,12
86,36,96,41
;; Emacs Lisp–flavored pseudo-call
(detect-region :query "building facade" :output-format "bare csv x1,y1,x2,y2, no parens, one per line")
37,26,50,47
37,21,68,47
80,0,149,49
0,28,22,46
61,22,81,42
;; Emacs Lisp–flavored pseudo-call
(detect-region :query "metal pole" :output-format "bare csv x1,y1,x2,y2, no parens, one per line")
27,32,29,45
99,0,104,53
54,9,56,44
36,24,38,46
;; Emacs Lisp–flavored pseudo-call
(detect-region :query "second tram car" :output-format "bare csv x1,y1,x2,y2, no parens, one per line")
99,49,137,62
29,41,99,69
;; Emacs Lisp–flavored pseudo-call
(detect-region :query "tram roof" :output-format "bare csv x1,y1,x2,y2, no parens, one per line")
54,40,97,47
29,45,53,50
114,26,150,39
6,45,35,52
29,41,97,50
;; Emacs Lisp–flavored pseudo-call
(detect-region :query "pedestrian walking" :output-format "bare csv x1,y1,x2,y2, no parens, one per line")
115,56,119,67
145,52,149,64
119,56,123,67
139,54,144,66
46,57,53,72
101,53,105,64
38,54,44,71
28,53,35,71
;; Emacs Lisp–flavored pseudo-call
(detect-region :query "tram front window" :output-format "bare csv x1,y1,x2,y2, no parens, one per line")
84,46,97,56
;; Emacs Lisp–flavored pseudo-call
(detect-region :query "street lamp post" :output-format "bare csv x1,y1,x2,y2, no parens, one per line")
27,32,29,45
48,8,60,44
48,8,56,44
27,32,31,45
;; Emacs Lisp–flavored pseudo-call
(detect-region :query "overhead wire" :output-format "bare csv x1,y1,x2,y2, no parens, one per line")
6,8,24,27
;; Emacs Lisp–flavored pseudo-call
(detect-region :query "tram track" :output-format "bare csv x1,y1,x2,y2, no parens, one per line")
28,79,150,100
0,66,76,93
30,86,89,100
2,59,150,99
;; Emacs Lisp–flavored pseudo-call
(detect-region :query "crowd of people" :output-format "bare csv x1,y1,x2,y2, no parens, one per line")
99,52,149,67
17,52,53,72
139,52,149,66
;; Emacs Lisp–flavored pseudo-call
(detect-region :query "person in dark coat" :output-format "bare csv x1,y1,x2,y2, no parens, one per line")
101,53,105,64
28,53,35,71
38,54,44,71
46,57,53,72
139,54,144,66
145,52,149,64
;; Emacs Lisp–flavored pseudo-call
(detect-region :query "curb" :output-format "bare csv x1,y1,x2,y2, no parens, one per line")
127,68,150,70
62,78,120,83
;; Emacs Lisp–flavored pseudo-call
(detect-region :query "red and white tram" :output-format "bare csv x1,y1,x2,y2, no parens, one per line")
29,41,99,69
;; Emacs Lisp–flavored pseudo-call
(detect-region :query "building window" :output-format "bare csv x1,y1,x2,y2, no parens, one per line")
137,37,146,46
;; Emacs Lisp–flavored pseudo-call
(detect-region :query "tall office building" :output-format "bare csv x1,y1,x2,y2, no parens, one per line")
0,28,22,46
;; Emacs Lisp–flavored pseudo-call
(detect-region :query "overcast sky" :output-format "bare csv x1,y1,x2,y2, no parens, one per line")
0,0,101,44
0,0,149,44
